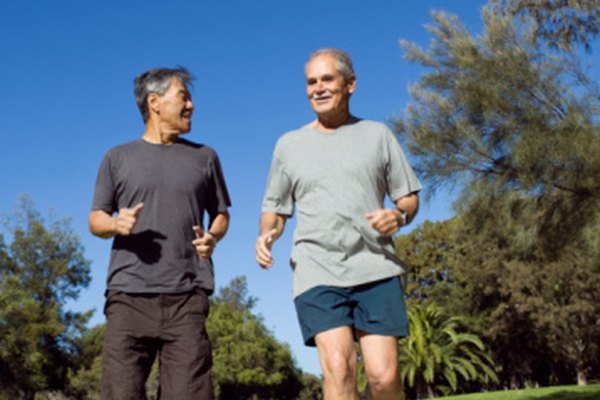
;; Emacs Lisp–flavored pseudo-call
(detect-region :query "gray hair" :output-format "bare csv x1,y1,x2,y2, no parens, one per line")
306,48,355,81
134,67,194,122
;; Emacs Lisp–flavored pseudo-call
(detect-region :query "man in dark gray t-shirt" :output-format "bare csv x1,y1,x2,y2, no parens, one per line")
256,49,421,399
90,67,230,400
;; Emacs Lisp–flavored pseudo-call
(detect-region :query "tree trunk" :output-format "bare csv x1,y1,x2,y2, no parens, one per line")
416,380,434,399
575,338,588,386
577,370,587,386
427,384,435,398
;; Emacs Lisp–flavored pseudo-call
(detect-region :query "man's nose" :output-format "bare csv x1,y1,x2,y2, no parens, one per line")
315,80,325,92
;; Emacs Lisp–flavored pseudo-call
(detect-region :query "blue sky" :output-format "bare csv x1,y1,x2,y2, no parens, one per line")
0,0,486,375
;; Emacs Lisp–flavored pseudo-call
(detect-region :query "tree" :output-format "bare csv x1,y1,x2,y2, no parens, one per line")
450,206,600,386
497,0,600,51
0,195,92,399
66,324,105,400
296,373,323,400
398,5,600,256
399,303,498,399
394,219,462,308
502,250,600,385
395,1,600,387
208,276,304,400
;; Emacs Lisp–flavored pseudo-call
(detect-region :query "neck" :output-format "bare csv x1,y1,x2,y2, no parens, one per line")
311,111,352,132
142,120,180,145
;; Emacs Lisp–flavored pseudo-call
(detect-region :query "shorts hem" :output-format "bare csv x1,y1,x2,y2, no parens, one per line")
354,325,409,339
302,321,351,347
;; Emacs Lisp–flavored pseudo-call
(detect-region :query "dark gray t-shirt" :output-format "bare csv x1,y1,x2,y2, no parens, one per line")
262,118,422,297
92,138,231,294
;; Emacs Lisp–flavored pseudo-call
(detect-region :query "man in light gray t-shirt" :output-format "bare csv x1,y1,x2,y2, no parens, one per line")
256,49,421,399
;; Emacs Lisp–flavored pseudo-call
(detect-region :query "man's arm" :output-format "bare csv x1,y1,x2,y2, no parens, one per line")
207,210,230,241
192,211,230,259
395,192,419,225
88,203,144,239
255,211,287,269
193,211,230,259
365,192,419,237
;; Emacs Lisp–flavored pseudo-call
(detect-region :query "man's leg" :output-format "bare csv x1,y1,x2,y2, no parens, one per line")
352,276,407,400
158,290,213,400
102,291,158,400
357,332,400,400
315,326,360,400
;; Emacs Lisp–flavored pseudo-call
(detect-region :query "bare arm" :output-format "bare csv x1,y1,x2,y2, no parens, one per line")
395,192,419,225
193,211,230,259
88,203,144,239
255,211,287,269
207,210,230,242
365,192,419,237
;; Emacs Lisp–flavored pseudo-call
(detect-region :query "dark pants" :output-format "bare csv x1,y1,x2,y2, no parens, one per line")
102,290,213,400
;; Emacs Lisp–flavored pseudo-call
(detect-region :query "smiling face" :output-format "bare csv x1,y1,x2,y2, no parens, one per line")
152,79,195,134
305,54,356,124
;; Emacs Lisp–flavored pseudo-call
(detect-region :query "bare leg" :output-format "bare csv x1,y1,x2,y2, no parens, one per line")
357,331,400,400
315,326,360,400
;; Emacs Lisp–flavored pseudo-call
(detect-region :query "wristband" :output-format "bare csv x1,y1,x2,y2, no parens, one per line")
396,209,408,226
206,231,217,242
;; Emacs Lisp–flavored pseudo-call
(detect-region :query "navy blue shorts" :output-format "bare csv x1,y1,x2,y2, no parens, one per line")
294,276,409,347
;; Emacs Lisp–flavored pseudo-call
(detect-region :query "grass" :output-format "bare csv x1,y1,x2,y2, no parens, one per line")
438,384,600,400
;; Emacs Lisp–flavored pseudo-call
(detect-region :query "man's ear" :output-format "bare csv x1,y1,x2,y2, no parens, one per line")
347,75,357,94
147,93,161,115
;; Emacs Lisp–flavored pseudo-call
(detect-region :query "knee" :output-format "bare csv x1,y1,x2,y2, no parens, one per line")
366,363,398,393
322,350,357,385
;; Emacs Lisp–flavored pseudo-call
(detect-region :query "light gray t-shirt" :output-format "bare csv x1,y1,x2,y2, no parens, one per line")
262,118,422,298
92,138,231,294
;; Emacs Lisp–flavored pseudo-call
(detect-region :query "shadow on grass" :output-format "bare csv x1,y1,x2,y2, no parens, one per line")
535,391,600,400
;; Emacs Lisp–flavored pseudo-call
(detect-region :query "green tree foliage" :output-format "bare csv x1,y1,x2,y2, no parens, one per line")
396,1,600,387
397,5,600,257
395,219,462,308
66,355,103,400
0,196,92,399
66,325,104,400
296,373,323,400
449,197,600,387
507,250,600,385
394,218,487,340
208,276,305,400
399,303,498,399
497,0,600,51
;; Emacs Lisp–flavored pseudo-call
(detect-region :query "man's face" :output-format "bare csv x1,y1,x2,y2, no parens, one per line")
155,79,194,134
305,54,355,119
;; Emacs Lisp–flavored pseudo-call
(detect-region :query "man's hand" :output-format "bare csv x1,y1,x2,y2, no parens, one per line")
365,208,403,237
255,228,277,269
114,203,144,236
193,226,217,259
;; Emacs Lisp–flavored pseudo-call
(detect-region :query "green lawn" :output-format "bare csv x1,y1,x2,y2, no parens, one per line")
438,384,600,400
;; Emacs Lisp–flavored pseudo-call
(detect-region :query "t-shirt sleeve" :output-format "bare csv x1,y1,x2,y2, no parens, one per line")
261,146,294,217
206,152,232,218
91,151,117,214
383,128,422,201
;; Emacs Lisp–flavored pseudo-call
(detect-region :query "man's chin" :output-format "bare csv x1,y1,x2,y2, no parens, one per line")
311,104,331,115
179,124,192,134
312,108,335,120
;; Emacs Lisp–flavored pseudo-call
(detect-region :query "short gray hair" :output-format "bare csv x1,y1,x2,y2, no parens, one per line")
134,67,194,122
306,48,355,81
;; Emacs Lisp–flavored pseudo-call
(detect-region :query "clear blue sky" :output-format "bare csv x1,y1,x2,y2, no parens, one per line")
0,0,486,375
